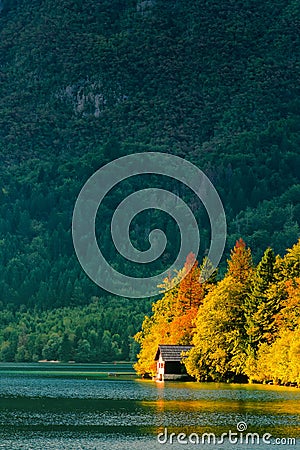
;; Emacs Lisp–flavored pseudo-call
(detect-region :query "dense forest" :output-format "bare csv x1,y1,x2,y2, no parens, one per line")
0,0,299,362
0,296,143,362
135,239,300,385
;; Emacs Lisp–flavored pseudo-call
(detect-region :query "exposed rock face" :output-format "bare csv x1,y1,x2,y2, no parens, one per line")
56,79,128,117
137,0,156,15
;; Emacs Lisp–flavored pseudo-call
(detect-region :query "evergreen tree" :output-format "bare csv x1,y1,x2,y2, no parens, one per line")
245,247,276,351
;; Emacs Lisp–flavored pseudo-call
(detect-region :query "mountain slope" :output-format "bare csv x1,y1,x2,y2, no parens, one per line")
0,0,299,312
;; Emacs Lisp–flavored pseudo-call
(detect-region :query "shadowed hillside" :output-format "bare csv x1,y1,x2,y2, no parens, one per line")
0,0,299,361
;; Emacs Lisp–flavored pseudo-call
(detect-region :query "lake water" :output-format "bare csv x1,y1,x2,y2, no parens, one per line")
0,363,299,449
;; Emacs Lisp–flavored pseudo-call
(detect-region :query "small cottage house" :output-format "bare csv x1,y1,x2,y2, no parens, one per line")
154,344,193,381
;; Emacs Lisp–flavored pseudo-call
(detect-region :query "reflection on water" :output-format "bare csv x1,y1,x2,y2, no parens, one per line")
0,364,299,449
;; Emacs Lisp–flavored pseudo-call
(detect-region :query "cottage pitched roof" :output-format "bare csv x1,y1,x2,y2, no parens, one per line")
154,344,193,361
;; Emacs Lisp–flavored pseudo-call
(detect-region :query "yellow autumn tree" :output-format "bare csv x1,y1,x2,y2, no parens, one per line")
185,239,253,382
253,278,300,384
185,275,249,381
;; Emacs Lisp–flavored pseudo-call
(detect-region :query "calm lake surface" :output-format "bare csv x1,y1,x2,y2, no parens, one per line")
0,363,299,449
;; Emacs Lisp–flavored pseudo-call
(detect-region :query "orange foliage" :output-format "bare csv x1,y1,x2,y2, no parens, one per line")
227,238,253,283
276,278,300,330
176,254,204,312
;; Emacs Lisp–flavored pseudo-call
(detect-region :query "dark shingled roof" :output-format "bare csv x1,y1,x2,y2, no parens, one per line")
154,345,193,361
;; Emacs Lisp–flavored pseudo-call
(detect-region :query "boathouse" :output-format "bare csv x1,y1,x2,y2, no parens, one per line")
154,345,193,381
